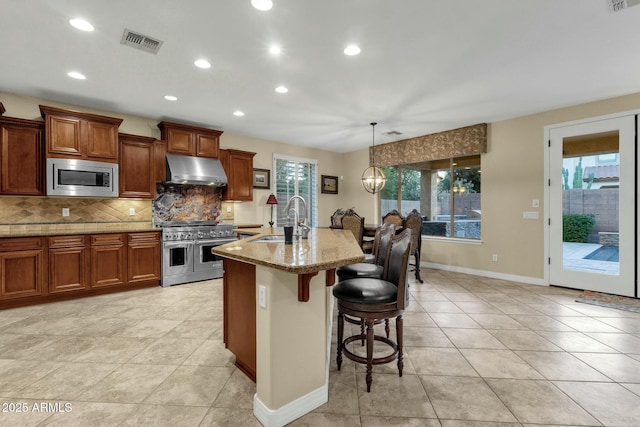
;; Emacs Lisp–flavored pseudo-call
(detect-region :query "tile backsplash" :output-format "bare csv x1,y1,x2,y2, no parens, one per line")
0,197,151,225
152,184,223,224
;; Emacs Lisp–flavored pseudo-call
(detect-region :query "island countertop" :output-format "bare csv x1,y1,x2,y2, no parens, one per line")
212,227,364,274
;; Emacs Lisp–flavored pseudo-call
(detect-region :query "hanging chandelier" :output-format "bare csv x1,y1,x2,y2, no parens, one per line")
361,122,386,194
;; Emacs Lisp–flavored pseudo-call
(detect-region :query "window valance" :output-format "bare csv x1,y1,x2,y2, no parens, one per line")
370,123,487,167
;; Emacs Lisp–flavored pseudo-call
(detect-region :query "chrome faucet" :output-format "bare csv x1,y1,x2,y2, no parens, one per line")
285,195,310,239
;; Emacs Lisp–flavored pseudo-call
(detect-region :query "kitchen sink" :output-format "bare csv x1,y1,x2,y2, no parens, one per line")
251,235,286,243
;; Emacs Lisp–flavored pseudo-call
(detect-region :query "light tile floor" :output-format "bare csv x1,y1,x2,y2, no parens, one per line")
0,269,640,426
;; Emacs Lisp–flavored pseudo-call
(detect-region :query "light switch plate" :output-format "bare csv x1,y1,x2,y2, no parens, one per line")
532,199,540,208
129,208,135,216
258,285,267,308
62,208,69,217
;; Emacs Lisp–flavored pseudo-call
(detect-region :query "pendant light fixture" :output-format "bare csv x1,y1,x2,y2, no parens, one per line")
361,122,386,194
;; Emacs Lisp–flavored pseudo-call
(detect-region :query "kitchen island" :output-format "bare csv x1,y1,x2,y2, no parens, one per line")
212,227,364,427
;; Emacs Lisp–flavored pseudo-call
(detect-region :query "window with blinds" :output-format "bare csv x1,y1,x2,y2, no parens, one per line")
273,154,318,227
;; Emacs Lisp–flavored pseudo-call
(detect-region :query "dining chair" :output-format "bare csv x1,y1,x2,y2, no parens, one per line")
403,209,424,283
341,209,365,248
382,209,405,228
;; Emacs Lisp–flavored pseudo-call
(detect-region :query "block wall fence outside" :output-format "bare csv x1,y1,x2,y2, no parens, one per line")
562,188,619,243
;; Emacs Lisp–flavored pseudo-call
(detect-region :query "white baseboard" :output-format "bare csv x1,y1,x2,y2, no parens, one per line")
253,385,328,427
421,261,546,286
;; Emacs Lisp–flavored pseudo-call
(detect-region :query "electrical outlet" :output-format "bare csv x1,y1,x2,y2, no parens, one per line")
492,254,498,262
129,207,135,216
62,208,69,217
226,205,232,213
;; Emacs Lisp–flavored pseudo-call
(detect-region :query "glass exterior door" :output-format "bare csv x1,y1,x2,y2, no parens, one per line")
549,116,635,297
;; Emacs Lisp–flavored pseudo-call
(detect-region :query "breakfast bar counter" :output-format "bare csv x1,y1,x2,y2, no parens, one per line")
212,227,364,427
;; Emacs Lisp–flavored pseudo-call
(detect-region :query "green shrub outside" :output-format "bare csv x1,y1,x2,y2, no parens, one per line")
563,214,595,242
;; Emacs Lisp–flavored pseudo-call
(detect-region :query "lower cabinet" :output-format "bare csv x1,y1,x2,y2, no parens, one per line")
48,235,89,294
127,232,161,283
91,234,126,288
0,237,44,300
0,231,160,308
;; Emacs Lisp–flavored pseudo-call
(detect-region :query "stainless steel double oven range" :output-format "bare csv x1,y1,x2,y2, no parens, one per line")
158,221,236,287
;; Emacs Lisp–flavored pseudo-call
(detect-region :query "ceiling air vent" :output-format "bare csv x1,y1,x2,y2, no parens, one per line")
120,29,163,54
384,131,403,136
608,0,640,12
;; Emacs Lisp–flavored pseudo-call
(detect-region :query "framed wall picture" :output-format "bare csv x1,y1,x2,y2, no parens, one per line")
321,175,339,194
253,168,271,189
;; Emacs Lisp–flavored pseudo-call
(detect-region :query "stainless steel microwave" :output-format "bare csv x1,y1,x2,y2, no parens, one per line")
46,158,119,197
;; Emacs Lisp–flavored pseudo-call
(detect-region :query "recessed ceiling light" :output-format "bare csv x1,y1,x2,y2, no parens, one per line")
233,111,245,117
69,18,94,32
275,86,288,93
164,95,178,101
269,45,281,55
344,44,361,56
67,71,86,80
251,0,273,11
194,59,211,69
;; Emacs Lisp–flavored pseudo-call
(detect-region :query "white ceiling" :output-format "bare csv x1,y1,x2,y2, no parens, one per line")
1,0,639,153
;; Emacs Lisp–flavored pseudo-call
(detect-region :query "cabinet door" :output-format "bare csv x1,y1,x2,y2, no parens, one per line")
128,242,160,283
49,247,89,293
84,120,118,161
48,236,89,294
195,133,220,158
0,250,43,300
165,127,194,155
0,123,44,195
91,244,126,288
120,136,155,198
154,140,167,183
47,115,82,157
225,150,255,201
127,232,160,284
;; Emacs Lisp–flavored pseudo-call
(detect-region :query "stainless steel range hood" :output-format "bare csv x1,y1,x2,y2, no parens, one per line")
165,154,228,186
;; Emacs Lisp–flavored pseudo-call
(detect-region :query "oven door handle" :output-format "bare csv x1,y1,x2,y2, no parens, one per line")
198,238,238,245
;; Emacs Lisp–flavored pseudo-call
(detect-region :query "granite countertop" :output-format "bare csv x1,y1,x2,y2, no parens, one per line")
213,227,365,274
0,222,158,238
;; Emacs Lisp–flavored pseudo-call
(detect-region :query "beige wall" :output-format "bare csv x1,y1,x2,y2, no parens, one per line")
419,92,640,280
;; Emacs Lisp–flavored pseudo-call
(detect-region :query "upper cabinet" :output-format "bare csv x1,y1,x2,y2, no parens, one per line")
220,148,256,201
119,133,156,199
0,105,45,196
157,121,222,158
40,105,123,163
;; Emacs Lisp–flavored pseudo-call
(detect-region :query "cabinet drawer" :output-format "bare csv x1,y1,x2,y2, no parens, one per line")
0,237,43,251
128,232,160,243
48,235,87,248
91,233,125,246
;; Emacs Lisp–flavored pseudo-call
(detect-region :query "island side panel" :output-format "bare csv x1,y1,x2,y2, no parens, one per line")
223,258,256,381
255,265,328,411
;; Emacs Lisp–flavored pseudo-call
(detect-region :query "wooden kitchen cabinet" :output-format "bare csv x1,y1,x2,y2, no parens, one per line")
0,237,45,301
223,258,256,381
220,148,256,201
154,139,167,183
90,234,126,288
119,133,156,198
0,115,45,196
157,121,222,158
48,235,89,294
40,105,123,162
127,232,161,284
